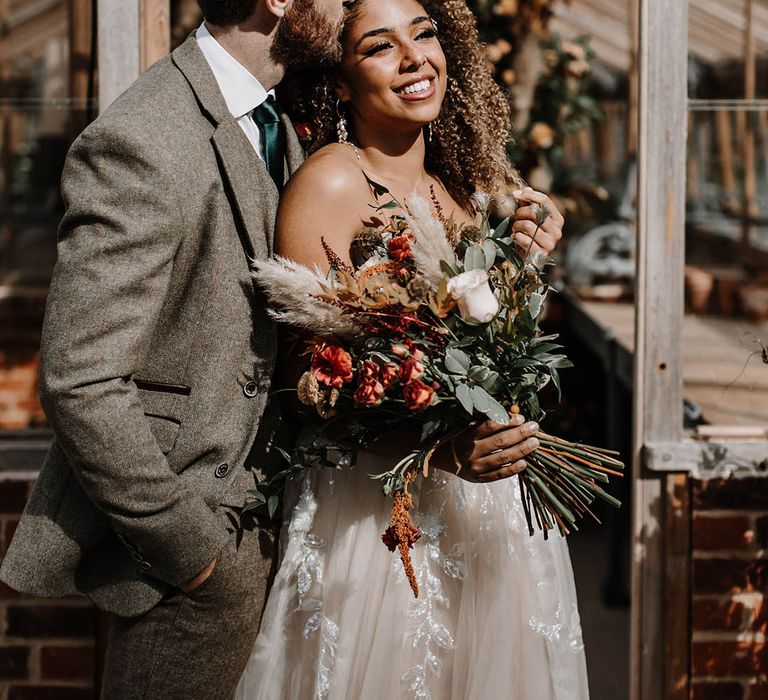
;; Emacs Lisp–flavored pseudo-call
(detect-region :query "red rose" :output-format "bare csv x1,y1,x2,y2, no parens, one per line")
311,345,353,388
379,363,399,390
358,360,380,382
354,378,385,406
403,379,435,411
388,235,412,262
400,357,425,383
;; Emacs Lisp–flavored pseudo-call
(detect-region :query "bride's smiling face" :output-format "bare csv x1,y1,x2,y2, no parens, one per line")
336,0,447,134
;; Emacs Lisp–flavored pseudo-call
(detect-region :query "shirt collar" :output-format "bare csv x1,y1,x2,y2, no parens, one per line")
196,22,269,119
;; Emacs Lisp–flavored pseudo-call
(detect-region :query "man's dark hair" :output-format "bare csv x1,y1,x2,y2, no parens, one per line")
196,0,258,26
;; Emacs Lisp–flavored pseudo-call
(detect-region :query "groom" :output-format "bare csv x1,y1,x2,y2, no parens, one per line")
0,0,344,697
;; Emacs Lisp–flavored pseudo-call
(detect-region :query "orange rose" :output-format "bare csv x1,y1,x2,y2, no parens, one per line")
379,363,399,390
403,379,435,411
311,344,353,388
358,360,380,382
354,379,385,406
399,357,426,383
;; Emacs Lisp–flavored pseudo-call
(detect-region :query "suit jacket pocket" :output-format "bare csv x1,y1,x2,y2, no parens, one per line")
145,415,181,455
136,381,189,455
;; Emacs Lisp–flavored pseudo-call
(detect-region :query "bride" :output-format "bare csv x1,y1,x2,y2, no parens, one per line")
237,0,588,697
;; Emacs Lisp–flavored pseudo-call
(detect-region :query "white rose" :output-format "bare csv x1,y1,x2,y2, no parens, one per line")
447,269,500,324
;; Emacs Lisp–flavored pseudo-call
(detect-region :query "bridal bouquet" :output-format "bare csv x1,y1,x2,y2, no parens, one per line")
250,190,623,596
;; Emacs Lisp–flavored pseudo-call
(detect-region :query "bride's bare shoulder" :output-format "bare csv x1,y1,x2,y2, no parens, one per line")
283,143,368,204
276,143,368,266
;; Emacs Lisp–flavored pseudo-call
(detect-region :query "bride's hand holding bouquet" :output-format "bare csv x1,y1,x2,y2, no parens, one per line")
250,188,623,597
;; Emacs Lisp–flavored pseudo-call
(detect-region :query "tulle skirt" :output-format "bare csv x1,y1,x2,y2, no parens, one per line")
235,452,589,700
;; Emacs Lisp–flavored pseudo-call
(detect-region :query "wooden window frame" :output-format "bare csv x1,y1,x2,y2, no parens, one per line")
632,1,768,698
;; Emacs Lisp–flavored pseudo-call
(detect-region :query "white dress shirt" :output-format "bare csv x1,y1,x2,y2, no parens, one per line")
196,22,271,161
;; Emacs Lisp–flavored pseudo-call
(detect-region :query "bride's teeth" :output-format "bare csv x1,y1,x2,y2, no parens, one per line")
402,79,430,94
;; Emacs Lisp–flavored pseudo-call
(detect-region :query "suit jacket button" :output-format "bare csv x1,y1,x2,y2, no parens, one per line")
139,561,152,571
243,381,258,398
215,463,230,478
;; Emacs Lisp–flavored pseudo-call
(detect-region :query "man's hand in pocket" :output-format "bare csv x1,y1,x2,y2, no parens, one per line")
179,558,217,593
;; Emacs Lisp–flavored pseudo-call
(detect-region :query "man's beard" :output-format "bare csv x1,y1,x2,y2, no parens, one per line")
272,0,344,69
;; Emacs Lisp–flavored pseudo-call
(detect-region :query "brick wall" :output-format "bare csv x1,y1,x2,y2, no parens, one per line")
0,479,98,700
691,477,768,700
0,293,47,430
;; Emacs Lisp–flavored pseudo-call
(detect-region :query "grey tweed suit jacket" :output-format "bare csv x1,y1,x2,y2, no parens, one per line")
0,35,303,617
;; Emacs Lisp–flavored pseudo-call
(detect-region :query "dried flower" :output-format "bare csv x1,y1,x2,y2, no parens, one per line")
403,378,435,411
387,234,413,262
400,357,426,383
297,370,321,407
383,474,421,596
251,257,358,338
311,345,353,388
406,276,431,300
354,378,385,406
459,225,483,244
404,195,457,288
379,363,399,390
350,226,385,268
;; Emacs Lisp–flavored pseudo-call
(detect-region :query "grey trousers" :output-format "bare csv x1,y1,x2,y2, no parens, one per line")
101,513,277,700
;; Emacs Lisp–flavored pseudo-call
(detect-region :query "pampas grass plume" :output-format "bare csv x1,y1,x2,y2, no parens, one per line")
251,257,357,338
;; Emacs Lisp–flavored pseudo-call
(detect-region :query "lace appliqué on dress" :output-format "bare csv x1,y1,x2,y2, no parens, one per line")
526,533,586,699
401,475,465,700
290,477,340,700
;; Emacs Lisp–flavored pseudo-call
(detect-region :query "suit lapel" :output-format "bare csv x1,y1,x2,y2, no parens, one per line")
171,35,279,261
211,120,278,260
282,113,305,178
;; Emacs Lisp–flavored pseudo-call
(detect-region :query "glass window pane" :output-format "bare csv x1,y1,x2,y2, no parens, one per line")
0,0,95,432
689,0,768,100
685,106,768,429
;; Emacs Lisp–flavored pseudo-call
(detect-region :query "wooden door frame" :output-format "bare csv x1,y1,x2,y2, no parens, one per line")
97,0,169,113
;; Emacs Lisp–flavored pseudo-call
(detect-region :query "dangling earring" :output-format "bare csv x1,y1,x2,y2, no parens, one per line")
426,123,433,144
335,99,360,160
336,99,349,144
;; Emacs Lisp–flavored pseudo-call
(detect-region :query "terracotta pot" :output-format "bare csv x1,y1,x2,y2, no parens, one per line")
738,283,768,322
685,265,714,314
713,271,742,316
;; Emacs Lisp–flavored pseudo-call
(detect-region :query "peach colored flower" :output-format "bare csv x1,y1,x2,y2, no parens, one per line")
354,378,385,406
400,357,426,383
403,379,435,411
380,363,399,390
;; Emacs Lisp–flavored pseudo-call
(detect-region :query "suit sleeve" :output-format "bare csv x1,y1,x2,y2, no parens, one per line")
39,123,228,587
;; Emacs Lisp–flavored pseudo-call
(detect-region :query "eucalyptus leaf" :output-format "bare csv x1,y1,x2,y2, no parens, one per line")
267,495,279,519
551,367,562,400
464,244,485,272
445,348,471,374
531,343,562,356
456,383,474,415
529,292,545,320
470,386,509,424
468,365,491,384
481,239,497,269
492,217,511,240
421,419,441,441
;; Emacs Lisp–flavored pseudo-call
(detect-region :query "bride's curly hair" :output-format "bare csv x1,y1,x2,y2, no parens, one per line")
278,0,523,209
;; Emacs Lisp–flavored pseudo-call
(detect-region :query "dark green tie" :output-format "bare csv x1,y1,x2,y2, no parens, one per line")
252,96,286,190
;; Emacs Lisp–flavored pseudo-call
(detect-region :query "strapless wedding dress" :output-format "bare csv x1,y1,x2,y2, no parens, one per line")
235,450,589,699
